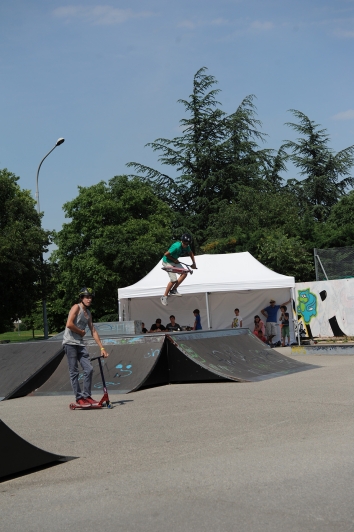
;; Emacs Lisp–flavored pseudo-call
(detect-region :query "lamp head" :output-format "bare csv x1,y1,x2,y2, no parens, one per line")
56,138,65,146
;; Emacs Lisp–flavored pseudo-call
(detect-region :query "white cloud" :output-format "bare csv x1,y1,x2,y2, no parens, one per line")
211,18,229,26
250,20,274,31
53,5,153,25
333,27,354,38
178,20,196,30
332,109,354,121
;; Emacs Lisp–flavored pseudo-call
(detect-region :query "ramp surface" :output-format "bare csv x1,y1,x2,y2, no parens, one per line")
0,419,71,479
0,341,64,401
167,329,315,382
35,335,167,395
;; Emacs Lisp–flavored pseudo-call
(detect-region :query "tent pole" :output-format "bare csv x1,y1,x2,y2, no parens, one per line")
291,286,300,346
118,298,121,322
205,292,211,329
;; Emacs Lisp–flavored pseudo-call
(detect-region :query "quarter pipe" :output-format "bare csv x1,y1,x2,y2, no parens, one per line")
0,419,72,479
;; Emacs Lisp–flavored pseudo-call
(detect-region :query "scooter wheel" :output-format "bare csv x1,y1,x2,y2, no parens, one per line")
69,403,76,410
107,402,112,409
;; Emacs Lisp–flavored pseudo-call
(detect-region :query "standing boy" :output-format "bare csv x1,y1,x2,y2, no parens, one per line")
63,287,109,407
161,233,197,306
193,309,202,330
231,308,243,328
280,310,290,347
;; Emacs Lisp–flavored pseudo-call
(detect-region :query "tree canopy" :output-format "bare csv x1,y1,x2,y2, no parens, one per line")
48,175,173,331
0,169,50,333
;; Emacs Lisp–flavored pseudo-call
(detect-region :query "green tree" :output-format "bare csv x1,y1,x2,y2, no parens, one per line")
283,110,354,222
317,190,354,248
49,175,173,331
128,67,272,246
255,230,315,282
0,169,50,333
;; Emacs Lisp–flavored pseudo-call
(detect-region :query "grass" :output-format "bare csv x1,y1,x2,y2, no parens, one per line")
0,330,46,343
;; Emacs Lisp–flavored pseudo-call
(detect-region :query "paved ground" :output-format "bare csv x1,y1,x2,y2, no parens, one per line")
1,350,354,532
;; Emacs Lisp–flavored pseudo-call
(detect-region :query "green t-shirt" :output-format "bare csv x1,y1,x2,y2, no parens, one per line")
162,241,191,264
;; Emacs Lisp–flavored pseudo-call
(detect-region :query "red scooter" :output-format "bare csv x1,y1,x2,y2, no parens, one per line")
69,355,112,410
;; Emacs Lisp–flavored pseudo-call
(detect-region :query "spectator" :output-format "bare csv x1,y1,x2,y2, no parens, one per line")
149,319,166,333
165,315,181,331
280,311,290,347
141,322,148,334
261,298,291,346
256,329,267,343
193,309,202,330
253,315,265,335
231,308,243,328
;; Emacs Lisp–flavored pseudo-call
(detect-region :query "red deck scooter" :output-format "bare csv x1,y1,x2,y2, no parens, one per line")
161,261,195,276
69,355,112,410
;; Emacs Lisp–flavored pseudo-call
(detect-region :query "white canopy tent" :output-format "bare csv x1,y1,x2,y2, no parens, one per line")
118,252,296,342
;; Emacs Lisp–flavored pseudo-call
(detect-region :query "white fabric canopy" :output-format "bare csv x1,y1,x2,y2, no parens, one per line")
118,252,294,299
118,253,296,341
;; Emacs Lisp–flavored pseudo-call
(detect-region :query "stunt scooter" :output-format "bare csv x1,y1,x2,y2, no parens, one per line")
69,355,112,410
161,261,195,276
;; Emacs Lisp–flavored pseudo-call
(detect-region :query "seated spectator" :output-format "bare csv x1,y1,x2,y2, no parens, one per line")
253,315,265,335
141,322,148,334
149,319,166,333
255,329,267,343
165,315,181,331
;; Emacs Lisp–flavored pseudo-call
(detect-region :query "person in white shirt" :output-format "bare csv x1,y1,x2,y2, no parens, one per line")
231,308,243,328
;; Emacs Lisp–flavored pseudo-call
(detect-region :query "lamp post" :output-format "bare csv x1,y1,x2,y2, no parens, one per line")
36,138,65,339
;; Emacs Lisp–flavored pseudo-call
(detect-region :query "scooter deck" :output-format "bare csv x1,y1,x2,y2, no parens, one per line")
161,266,190,274
69,402,103,410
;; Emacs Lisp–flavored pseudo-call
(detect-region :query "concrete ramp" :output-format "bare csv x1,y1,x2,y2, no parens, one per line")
35,335,168,395
167,329,315,382
0,341,64,401
0,419,72,480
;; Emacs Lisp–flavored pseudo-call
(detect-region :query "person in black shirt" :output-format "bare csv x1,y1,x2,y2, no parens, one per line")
165,315,181,331
149,319,166,332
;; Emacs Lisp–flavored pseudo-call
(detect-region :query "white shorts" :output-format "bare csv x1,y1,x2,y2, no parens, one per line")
266,322,277,337
162,261,185,283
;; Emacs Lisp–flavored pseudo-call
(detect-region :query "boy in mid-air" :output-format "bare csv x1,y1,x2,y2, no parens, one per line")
161,233,197,306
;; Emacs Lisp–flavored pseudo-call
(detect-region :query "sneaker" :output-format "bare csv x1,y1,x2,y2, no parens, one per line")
76,398,91,407
169,289,182,296
85,396,100,406
160,296,168,306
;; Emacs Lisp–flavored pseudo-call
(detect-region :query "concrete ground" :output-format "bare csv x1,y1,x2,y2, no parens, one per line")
1,351,354,532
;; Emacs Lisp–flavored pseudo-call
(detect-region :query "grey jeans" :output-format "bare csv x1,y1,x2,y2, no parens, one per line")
64,344,93,400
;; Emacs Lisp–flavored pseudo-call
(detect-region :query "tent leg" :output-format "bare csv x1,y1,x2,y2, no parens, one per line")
205,292,211,329
118,298,122,322
291,287,300,346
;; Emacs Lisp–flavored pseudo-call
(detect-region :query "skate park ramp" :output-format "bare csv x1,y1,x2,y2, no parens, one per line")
166,329,315,382
0,341,64,401
34,335,168,396
0,419,72,480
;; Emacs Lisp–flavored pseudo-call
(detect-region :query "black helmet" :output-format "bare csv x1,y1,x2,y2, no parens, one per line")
181,233,192,243
79,287,95,298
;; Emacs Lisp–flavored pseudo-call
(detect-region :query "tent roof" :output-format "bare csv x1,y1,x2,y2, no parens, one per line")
118,252,295,299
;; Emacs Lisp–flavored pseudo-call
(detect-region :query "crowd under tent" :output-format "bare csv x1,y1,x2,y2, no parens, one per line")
118,252,297,342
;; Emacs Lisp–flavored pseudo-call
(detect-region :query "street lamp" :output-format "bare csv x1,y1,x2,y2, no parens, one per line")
36,138,65,339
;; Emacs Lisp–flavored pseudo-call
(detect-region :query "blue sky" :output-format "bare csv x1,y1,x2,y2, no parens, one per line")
1,0,354,242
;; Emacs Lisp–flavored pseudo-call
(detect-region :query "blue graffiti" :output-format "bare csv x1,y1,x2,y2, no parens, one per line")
94,381,120,389
144,348,160,359
114,363,133,378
